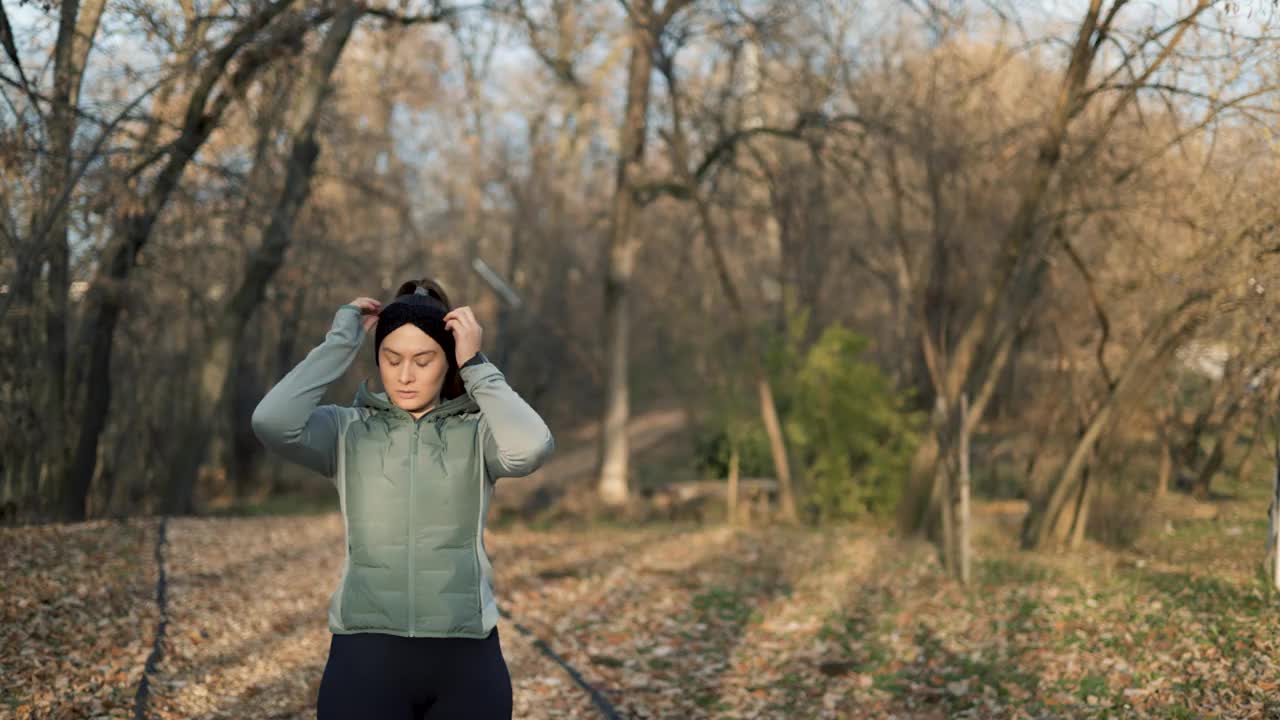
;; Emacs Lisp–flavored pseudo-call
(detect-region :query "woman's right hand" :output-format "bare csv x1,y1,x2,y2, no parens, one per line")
348,297,383,332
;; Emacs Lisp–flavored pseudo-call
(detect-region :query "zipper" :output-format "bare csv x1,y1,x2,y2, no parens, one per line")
473,423,485,628
397,402,468,636
408,422,419,637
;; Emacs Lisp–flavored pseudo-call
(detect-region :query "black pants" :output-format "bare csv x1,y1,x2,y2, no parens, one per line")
316,626,512,719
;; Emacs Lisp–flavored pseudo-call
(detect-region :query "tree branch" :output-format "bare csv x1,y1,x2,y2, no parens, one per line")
0,0,38,110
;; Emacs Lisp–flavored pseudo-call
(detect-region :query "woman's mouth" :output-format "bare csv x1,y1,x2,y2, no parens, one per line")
395,390,417,398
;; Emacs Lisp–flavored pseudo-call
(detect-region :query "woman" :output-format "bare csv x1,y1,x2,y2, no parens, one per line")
251,278,555,719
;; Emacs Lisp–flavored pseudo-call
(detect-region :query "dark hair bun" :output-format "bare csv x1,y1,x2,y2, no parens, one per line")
395,278,451,309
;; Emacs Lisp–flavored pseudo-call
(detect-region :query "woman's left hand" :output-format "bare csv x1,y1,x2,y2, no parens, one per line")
443,305,483,366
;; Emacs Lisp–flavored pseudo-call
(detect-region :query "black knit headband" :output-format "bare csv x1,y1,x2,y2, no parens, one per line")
372,289,456,367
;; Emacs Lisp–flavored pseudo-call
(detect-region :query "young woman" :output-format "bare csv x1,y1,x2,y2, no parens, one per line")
251,278,554,719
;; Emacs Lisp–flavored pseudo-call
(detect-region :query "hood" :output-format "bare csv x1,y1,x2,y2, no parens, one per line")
352,379,479,420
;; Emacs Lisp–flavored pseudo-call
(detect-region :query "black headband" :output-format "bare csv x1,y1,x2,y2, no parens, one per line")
373,288,456,367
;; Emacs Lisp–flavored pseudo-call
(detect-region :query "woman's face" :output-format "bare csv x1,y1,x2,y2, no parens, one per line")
378,324,448,415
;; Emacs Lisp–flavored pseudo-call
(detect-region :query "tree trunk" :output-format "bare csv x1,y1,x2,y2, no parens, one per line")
940,464,955,576
1267,444,1280,592
1068,465,1094,549
1034,417,1105,550
956,393,971,583
1190,403,1247,500
756,376,798,522
1157,439,1172,498
726,442,739,525
1190,431,1228,501
38,0,107,520
597,2,657,506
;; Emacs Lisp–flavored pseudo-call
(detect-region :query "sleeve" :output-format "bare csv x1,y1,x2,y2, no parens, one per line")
459,360,555,479
250,304,365,478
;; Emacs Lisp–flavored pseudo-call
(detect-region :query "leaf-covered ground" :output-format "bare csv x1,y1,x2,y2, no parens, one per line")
0,518,159,720
3,495,1279,719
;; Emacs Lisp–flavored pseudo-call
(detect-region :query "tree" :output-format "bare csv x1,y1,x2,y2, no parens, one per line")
165,0,369,514
596,0,695,506
647,7,803,521
884,0,1264,551
1,0,108,517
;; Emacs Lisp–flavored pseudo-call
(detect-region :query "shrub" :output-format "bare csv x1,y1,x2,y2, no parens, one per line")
785,324,924,522
694,304,923,524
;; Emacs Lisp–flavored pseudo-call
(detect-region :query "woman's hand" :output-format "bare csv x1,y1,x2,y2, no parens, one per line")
443,305,483,366
348,297,383,333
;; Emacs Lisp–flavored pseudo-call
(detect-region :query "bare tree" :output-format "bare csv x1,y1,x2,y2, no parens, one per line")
595,0,695,506
165,0,372,514
1,0,108,516
66,0,342,520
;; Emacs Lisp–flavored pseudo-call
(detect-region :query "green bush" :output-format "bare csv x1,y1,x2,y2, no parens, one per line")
693,419,776,480
695,303,923,524
785,324,923,522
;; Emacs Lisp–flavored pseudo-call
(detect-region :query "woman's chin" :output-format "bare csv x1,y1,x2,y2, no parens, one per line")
392,392,435,413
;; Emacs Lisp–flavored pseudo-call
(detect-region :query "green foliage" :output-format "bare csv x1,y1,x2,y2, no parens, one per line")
696,298,924,523
692,416,777,479
784,322,924,522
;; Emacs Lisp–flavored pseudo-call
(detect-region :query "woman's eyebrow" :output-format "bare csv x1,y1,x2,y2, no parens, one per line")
382,349,436,357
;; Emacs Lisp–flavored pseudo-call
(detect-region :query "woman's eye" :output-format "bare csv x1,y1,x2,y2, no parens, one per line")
416,361,429,368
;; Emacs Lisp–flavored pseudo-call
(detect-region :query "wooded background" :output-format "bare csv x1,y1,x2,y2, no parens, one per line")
5,0,1280,561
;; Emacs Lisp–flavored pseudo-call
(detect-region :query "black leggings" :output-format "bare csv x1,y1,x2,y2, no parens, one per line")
316,626,512,719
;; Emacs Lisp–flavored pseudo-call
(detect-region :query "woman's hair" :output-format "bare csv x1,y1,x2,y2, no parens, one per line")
395,278,451,307
390,277,466,400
